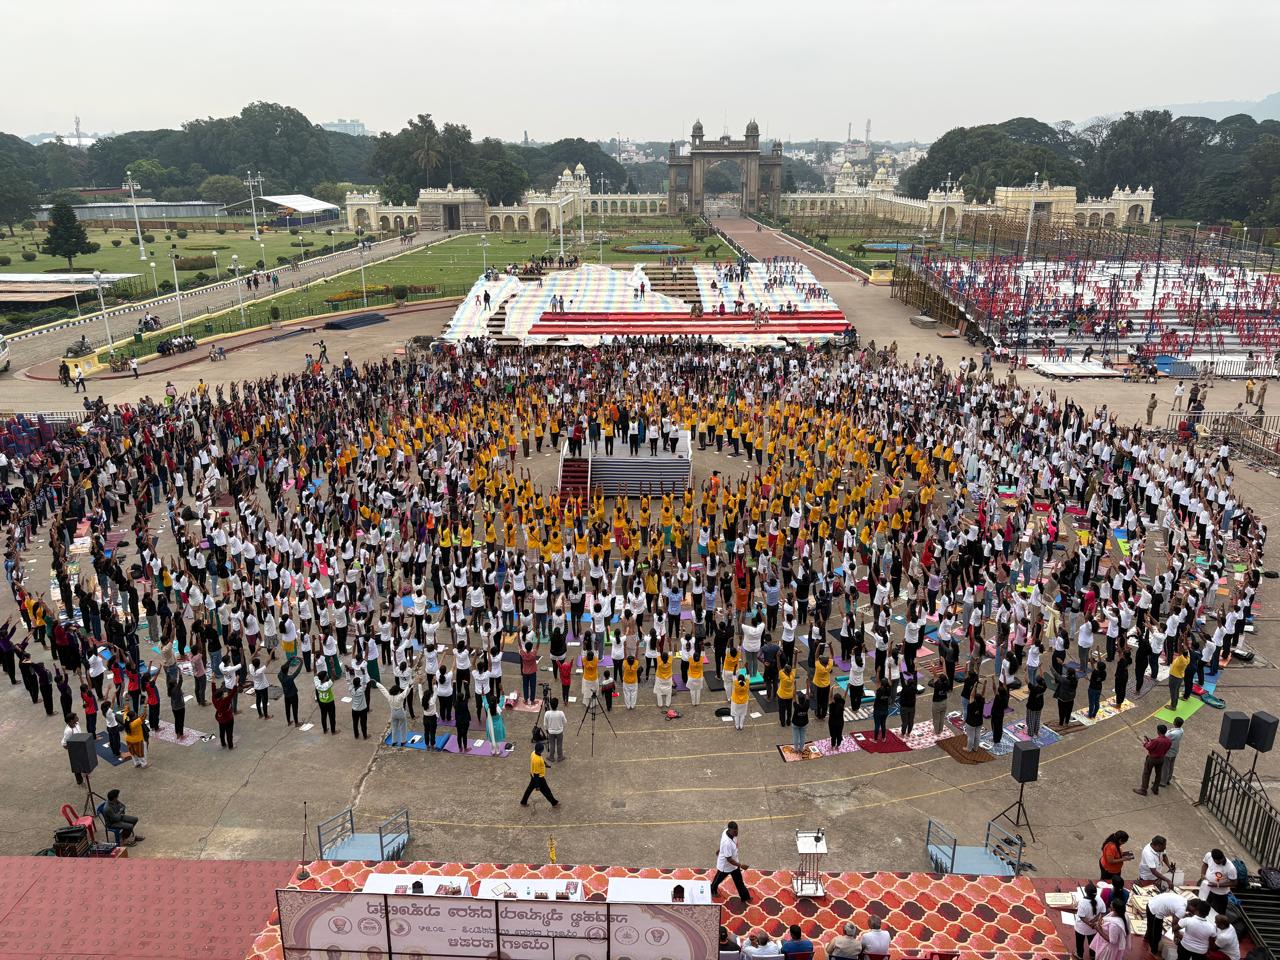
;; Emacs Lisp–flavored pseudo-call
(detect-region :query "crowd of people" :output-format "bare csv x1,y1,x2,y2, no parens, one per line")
0,334,1266,843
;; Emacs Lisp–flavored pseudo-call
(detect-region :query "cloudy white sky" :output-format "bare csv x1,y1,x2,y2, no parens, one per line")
9,0,1278,143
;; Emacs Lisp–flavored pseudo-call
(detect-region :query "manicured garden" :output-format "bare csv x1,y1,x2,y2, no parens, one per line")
0,223,359,291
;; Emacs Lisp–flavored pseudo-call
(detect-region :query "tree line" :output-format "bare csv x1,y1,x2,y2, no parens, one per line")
0,103,631,235
898,112,1280,225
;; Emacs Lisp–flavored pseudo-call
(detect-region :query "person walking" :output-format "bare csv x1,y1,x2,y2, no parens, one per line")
710,821,753,903
520,743,559,807
213,685,235,749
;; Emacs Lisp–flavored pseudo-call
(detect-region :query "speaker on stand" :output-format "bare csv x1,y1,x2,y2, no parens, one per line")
1244,711,1277,788
1219,711,1250,765
997,742,1039,842
65,732,107,821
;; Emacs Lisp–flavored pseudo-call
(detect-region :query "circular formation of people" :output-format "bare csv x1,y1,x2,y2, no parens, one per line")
0,333,1267,839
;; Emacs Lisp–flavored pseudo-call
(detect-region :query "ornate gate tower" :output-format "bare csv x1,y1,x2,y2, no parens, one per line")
667,120,782,216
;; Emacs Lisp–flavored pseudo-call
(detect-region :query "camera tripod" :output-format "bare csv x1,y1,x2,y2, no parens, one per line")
576,690,617,757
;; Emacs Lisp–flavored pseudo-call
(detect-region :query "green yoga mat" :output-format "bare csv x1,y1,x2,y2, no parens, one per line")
1156,697,1205,723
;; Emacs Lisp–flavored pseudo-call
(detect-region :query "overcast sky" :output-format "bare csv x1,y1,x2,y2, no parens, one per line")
10,0,1278,143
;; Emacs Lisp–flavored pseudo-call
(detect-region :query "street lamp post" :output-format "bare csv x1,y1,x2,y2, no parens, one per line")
93,269,114,349
123,171,147,261
171,254,186,334
479,234,490,274
212,249,220,280
358,243,368,307
595,230,607,265
231,254,246,325
1023,171,1039,257
244,170,265,240
149,260,159,295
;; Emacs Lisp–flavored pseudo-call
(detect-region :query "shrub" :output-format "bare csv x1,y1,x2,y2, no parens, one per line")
269,305,281,321
111,239,122,247
215,227,226,235
164,234,172,240
193,272,210,283
142,233,155,243
0,256,9,266
130,236,140,245
175,229,187,239
289,240,314,248
255,259,265,270
171,243,177,250
158,279,174,292
21,251,36,261
87,241,100,253
174,255,215,270
276,256,291,266
289,227,300,235
392,284,408,301
324,285,390,304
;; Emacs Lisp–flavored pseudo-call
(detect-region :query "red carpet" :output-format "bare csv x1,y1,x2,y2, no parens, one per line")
530,309,847,337
0,856,296,959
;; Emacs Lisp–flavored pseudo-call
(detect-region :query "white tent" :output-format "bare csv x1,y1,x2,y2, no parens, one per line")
257,194,338,214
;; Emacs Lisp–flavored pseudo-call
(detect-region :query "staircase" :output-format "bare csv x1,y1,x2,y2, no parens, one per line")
925,819,1023,877
559,456,590,498
486,302,520,343
642,264,703,305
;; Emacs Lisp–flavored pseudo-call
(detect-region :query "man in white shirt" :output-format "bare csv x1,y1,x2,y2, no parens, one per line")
740,932,782,959
543,699,566,762
860,917,892,959
711,821,752,903
1177,901,1215,960
1144,889,1186,954
1138,835,1176,890
1211,914,1240,960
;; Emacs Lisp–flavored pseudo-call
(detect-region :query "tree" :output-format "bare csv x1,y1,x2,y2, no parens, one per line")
199,173,247,206
43,201,93,269
471,158,529,206
0,169,38,236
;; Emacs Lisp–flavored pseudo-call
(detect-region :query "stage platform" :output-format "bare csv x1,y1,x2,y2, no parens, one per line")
448,262,847,345
568,431,693,496
0,855,1071,960
1027,359,1123,379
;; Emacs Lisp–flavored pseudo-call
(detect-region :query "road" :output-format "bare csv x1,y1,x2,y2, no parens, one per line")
4,230,446,369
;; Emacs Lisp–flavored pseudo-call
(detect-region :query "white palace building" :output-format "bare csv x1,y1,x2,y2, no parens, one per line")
345,147,1153,237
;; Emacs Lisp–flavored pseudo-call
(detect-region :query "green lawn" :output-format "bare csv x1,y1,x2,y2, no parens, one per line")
0,224,358,293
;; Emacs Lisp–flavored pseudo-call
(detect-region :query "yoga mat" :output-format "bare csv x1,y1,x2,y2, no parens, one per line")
1156,698,1206,724
777,736,862,762
850,730,910,754
149,724,207,746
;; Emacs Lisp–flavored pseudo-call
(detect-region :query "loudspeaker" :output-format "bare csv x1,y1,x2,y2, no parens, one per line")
1220,711,1250,751
66,732,97,776
1011,742,1040,784
1248,712,1278,754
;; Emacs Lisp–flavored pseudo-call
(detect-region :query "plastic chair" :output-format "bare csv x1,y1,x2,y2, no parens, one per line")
95,802,124,845
60,803,95,842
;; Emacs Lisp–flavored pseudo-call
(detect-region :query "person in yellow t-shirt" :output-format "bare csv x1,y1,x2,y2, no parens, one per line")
520,744,558,807
728,674,750,729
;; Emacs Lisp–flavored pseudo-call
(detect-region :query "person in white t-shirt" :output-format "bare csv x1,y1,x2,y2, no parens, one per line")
860,917,892,959
1211,913,1240,960
1200,849,1237,913
1143,889,1186,955
1177,901,1215,960
710,821,752,903
1138,836,1176,890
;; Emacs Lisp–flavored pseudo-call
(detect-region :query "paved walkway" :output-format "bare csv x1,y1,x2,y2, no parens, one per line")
3,231,445,369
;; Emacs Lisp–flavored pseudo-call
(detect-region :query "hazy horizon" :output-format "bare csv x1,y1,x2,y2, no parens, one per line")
9,0,1278,143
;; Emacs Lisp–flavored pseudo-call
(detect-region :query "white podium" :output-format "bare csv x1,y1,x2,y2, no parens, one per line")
793,829,828,897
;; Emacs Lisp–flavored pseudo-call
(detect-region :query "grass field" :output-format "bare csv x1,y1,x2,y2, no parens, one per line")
0,224,359,289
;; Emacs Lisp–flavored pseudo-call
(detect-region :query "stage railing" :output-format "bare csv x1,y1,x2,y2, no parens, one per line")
1198,751,1280,869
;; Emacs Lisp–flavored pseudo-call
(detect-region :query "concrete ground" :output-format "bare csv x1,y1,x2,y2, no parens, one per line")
3,222,1278,880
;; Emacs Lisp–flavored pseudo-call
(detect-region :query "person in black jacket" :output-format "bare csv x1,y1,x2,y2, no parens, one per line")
278,656,303,725
1025,676,1047,737
1054,667,1079,727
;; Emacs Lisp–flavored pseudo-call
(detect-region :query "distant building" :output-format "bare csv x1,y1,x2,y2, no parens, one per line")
320,119,368,137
